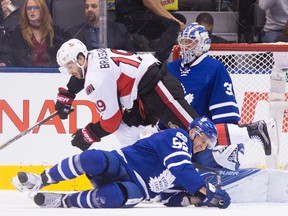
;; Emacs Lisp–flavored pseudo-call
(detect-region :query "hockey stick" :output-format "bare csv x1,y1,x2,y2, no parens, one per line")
192,162,222,188
0,111,59,150
191,162,224,207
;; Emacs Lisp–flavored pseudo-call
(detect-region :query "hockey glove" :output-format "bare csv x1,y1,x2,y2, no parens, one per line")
71,123,100,151
55,87,76,119
195,183,231,209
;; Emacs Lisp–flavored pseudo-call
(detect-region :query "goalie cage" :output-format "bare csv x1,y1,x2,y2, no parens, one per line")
173,43,288,169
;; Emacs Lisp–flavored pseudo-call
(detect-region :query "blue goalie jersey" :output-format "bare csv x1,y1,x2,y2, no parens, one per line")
113,128,205,200
167,55,240,124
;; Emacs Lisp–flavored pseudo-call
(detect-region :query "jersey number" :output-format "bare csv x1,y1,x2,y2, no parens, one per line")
224,82,234,96
110,49,141,68
172,132,188,152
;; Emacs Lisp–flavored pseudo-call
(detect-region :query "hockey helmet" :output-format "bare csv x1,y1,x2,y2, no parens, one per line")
57,39,88,76
178,22,211,65
188,116,217,149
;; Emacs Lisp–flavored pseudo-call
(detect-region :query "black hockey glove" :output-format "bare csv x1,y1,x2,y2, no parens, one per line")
71,123,101,151
55,87,76,119
195,183,231,209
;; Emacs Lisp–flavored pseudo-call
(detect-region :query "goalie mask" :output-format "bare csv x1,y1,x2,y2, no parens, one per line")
57,38,88,78
178,22,211,65
188,116,217,149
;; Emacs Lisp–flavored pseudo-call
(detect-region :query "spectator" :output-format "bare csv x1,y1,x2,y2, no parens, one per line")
1,0,71,67
0,0,18,66
67,0,135,51
258,0,288,43
196,12,229,44
1,0,53,31
115,0,186,63
1,0,18,21
277,19,288,42
0,0,21,31
44,0,53,16
0,25,12,66
238,0,259,43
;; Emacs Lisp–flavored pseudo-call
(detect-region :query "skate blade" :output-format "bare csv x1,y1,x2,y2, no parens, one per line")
11,176,38,198
11,176,28,192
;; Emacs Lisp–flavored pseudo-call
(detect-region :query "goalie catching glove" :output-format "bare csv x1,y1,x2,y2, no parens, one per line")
55,87,76,119
194,183,231,209
71,123,100,151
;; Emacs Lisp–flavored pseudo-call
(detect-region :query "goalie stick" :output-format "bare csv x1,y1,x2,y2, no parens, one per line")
0,111,59,150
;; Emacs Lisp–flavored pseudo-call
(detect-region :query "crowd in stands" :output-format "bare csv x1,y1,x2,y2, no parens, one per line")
0,0,287,67
258,0,288,43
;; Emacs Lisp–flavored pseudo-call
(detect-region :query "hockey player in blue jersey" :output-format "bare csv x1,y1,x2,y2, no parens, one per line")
166,23,271,170
11,116,231,209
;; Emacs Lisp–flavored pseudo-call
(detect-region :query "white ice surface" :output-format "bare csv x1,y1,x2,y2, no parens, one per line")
1,190,288,216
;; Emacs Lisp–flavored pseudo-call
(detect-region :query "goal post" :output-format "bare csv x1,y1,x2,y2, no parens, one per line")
172,43,288,169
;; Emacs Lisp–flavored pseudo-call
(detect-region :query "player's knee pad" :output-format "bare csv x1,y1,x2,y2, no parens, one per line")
79,149,108,174
87,152,130,188
212,144,245,171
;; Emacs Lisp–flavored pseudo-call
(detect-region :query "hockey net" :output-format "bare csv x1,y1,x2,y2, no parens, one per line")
173,43,288,169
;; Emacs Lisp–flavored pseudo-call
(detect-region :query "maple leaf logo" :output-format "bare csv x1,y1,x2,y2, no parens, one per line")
148,169,175,193
185,93,194,104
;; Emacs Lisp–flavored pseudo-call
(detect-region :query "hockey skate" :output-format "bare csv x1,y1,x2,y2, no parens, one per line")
245,120,272,155
11,169,52,197
11,172,43,196
34,192,69,208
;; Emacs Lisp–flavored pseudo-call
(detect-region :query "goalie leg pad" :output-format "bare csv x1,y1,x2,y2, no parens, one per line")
212,144,245,171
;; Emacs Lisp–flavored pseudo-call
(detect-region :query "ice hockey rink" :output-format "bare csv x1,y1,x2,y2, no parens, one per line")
0,190,287,216
1,64,288,216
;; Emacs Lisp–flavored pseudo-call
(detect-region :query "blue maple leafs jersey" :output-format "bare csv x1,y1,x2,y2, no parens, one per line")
167,55,240,124
113,128,205,200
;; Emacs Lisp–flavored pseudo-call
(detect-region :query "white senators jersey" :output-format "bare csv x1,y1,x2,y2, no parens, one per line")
84,48,159,133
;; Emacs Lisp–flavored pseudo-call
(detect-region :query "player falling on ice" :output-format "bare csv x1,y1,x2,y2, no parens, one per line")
11,116,231,209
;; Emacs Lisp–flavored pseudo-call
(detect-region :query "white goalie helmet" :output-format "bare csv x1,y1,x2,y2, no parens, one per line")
57,38,88,76
178,22,211,65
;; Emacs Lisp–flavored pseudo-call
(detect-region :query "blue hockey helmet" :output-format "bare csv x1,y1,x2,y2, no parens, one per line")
188,116,218,149
178,22,211,64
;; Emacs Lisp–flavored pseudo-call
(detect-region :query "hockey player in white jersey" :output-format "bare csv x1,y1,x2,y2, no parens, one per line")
11,116,231,209
166,23,272,170
55,38,200,151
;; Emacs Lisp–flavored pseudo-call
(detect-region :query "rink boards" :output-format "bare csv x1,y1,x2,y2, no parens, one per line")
0,71,121,190
0,70,288,200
